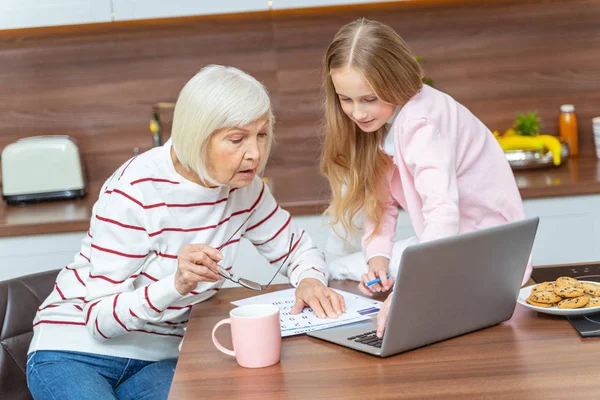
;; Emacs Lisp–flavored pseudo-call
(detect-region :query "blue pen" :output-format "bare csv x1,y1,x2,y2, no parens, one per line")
366,274,391,287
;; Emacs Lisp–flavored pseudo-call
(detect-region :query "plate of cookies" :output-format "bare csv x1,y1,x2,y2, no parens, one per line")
518,276,600,316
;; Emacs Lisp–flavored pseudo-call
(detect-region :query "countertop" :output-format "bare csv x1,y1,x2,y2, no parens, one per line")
1,153,599,238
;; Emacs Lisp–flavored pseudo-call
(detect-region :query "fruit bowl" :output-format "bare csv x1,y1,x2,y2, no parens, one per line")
505,140,569,170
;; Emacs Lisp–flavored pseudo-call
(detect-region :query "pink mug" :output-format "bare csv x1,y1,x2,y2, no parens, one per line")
212,304,281,368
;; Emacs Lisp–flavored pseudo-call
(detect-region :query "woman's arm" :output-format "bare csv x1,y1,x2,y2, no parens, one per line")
82,179,186,341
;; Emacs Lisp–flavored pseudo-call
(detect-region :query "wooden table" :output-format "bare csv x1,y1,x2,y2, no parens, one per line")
169,281,600,399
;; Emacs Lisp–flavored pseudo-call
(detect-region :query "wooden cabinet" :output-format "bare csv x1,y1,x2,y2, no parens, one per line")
0,0,112,30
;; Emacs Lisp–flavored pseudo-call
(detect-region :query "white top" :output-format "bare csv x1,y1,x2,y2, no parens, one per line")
381,107,401,157
29,140,328,361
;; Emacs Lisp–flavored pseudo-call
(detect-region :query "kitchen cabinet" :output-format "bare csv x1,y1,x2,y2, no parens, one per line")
111,0,268,21
0,0,112,30
112,0,402,20
2,194,600,284
230,195,600,285
271,0,400,10
0,232,86,280
522,195,600,266
0,1,401,30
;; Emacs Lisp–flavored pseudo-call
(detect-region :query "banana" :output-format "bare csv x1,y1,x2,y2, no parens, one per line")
149,119,159,134
536,134,563,166
497,136,544,152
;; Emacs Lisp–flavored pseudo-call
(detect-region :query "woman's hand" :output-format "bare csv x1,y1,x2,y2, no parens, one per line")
359,256,394,296
291,278,346,319
376,294,392,338
174,244,223,296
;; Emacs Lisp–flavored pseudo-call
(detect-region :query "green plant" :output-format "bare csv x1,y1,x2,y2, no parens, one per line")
422,77,434,86
415,56,434,87
514,112,542,137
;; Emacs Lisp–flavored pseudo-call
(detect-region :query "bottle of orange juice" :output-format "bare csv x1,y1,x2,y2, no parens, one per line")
559,104,578,157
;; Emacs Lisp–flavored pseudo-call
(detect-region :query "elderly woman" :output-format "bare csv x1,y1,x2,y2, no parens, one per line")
26,65,345,399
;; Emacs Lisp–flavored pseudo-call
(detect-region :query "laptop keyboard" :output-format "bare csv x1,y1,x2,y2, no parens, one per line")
347,330,383,348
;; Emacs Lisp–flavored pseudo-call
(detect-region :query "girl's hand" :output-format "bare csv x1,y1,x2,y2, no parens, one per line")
174,244,223,296
376,294,393,338
358,256,394,296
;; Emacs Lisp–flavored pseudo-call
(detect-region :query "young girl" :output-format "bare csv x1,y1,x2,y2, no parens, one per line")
320,19,527,336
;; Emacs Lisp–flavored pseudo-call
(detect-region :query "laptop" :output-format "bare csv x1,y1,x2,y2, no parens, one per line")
308,217,539,357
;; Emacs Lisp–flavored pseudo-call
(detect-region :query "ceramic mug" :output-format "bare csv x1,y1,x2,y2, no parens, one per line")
212,304,281,368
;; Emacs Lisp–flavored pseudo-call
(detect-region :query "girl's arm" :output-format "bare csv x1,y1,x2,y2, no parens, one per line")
402,117,460,242
362,166,400,262
360,171,399,294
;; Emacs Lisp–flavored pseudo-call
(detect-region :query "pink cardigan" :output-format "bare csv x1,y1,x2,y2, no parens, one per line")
363,85,530,282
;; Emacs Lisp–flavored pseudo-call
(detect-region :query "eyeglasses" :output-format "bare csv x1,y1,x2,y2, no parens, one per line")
216,211,294,291
218,234,294,291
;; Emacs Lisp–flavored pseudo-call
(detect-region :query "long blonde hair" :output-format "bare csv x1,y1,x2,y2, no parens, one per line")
320,18,423,241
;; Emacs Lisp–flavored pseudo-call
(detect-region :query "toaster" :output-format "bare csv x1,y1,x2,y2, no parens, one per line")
1,135,86,205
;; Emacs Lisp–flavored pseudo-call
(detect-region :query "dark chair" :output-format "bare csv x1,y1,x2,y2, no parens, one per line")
0,269,59,400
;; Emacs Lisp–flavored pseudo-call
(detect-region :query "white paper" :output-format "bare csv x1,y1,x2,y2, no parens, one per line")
231,288,382,337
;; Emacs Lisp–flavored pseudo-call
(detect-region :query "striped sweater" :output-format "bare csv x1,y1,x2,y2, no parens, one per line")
29,141,328,361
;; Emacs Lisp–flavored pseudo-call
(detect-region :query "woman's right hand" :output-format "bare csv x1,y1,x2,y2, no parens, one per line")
174,244,223,296
358,256,394,296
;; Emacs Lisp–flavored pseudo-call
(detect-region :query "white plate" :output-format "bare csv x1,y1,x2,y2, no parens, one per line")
517,281,600,316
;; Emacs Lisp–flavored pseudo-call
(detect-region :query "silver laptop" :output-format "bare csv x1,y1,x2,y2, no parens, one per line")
308,217,539,357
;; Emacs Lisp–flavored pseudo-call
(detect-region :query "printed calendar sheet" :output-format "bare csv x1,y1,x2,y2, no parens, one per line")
231,288,382,337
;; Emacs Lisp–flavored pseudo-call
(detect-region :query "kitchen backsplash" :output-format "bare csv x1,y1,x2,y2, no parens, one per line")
0,0,598,186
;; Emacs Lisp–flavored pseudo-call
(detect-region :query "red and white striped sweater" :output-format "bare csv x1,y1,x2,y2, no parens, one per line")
29,141,328,361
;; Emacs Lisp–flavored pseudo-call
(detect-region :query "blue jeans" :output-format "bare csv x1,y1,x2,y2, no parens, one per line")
26,350,177,400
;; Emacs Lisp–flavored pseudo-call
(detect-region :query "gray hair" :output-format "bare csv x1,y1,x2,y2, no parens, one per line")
171,65,274,186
